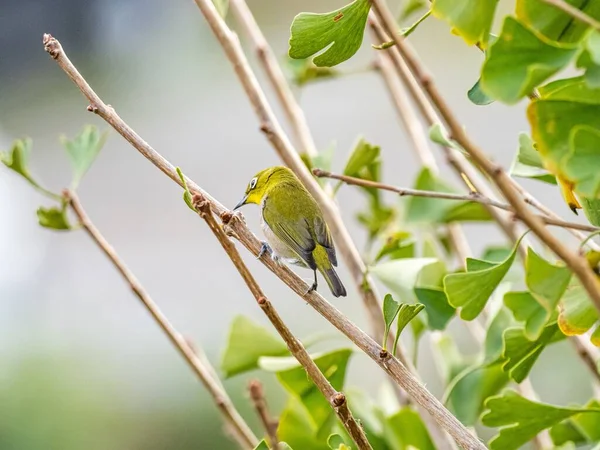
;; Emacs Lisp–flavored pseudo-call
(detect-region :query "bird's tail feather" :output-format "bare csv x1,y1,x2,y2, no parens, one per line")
320,267,347,298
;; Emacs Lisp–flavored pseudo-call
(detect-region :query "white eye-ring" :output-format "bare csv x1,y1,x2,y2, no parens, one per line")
249,177,257,189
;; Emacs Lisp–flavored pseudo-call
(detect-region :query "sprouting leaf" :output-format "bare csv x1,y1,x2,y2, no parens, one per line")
1,138,60,200
504,291,549,340
384,408,436,450
414,287,455,330
212,0,228,18
393,303,425,354
327,434,349,450
253,440,269,450
221,315,288,377
176,167,195,211
509,133,556,184
275,349,352,432
428,123,460,149
37,204,72,230
61,125,108,189
558,280,600,346
431,0,498,48
443,234,523,320
288,0,372,67
480,17,578,104
370,257,445,303
516,0,600,44
343,137,380,178
278,397,330,450
501,323,565,382
482,390,600,450
374,231,416,262
285,57,339,86
382,294,401,350
526,247,572,310
399,0,428,21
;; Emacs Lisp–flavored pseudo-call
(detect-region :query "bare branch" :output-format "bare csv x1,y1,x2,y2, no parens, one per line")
370,0,600,314
248,380,279,450
192,193,372,450
63,190,257,449
539,0,600,30
43,34,483,450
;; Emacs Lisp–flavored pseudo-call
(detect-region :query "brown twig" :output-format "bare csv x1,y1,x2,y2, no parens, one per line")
43,34,484,450
313,169,600,233
370,0,600,314
248,380,279,450
191,0,388,348
539,0,600,30
192,193,372,450
62,190,257,449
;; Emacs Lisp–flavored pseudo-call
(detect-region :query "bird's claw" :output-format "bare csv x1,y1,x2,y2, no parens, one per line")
257,241,272,260
305,281,318,296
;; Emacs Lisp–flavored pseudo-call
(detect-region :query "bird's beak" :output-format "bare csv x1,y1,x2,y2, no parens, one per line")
233,194,248,211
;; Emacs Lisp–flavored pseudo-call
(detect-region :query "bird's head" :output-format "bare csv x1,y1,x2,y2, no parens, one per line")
233,166,294,210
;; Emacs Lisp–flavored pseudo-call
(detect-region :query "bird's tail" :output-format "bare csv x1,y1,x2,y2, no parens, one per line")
319,266,347,298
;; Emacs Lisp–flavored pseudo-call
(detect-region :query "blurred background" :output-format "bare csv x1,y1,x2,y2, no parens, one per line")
1,0,596,448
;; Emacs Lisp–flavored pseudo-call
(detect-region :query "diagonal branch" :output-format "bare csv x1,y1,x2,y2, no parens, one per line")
191,0,387,346
42,34,484,450
193,192,372,450
370,0,600,314
63,190,257,449
313,170,600,233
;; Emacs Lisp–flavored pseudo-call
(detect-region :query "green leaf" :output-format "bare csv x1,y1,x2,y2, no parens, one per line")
558,281,600,345
61,125,108,189
382,294,401,350
440,201,492,222
485,307,516,361
482,390,600,450
501,323,565,382
276,349,352,433
385,408,435,450
288,0,372,67
286,57,339,87
343,137,380,178
405,167,455,223
526,247,572,310
431,0,498,48
414,287,455,330
327,434,349,450
504,291,549,340
253,440,269,450
374,231,416,262
480,17,578,104
394,304,424,342
443,234,523,320
399,0,428,21
37,204,72,230
428,123,460,149
577,31,600,88
176,167,195,211
516,0,600,44
212,0,228,18
278,397,330,450
510,133,557,184
221,315,288,377
371,257,445,303
1,138,60,200
468,78,495,106
550,420,587,446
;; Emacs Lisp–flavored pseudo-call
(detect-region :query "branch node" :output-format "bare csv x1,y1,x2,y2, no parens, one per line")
220,210,234,224
259,122,274,136
332,392,346,407
379,349,389,360
257,296,267,306
42,33,60,59
87,104,99,113
192,193,210,214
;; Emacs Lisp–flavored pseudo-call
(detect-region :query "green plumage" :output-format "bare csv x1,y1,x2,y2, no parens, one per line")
234,166,346,297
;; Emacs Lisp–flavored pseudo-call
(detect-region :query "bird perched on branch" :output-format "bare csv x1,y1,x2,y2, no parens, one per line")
234,166,347,298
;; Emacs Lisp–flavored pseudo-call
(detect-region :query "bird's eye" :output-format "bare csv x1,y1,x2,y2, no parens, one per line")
249,177,257,189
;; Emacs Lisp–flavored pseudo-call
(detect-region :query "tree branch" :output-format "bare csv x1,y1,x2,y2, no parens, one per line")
63,190,257,449
42,34,484,450
248,380,279,450
192,192,372,450
539,0,600,30
313,169,599,233
370,0,600,314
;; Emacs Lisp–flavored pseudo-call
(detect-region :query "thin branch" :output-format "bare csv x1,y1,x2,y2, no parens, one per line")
63,190,257,450
248,380,279,450
313,169,600,233
43,34,484,450
539,0,600,30
192,192,372,450
370,0,600,314
191,0,388,348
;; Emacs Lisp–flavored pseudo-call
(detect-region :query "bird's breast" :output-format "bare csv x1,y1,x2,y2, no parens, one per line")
261,217,305,266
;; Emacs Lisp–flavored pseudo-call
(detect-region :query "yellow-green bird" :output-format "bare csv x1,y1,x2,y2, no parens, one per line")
234,166,347,298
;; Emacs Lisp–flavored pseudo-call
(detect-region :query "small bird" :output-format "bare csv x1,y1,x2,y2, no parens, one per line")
234,166,347,298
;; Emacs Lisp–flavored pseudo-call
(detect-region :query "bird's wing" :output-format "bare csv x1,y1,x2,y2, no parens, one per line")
313,216,337,267
263,200,317,270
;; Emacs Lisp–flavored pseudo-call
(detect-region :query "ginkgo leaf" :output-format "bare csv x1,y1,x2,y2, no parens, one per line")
432,0,498,48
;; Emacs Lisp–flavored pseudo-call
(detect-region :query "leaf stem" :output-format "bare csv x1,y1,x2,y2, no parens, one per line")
63,189,257,449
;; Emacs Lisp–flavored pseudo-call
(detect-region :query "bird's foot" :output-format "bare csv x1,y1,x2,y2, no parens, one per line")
305,280,318,296
257,241,273,259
